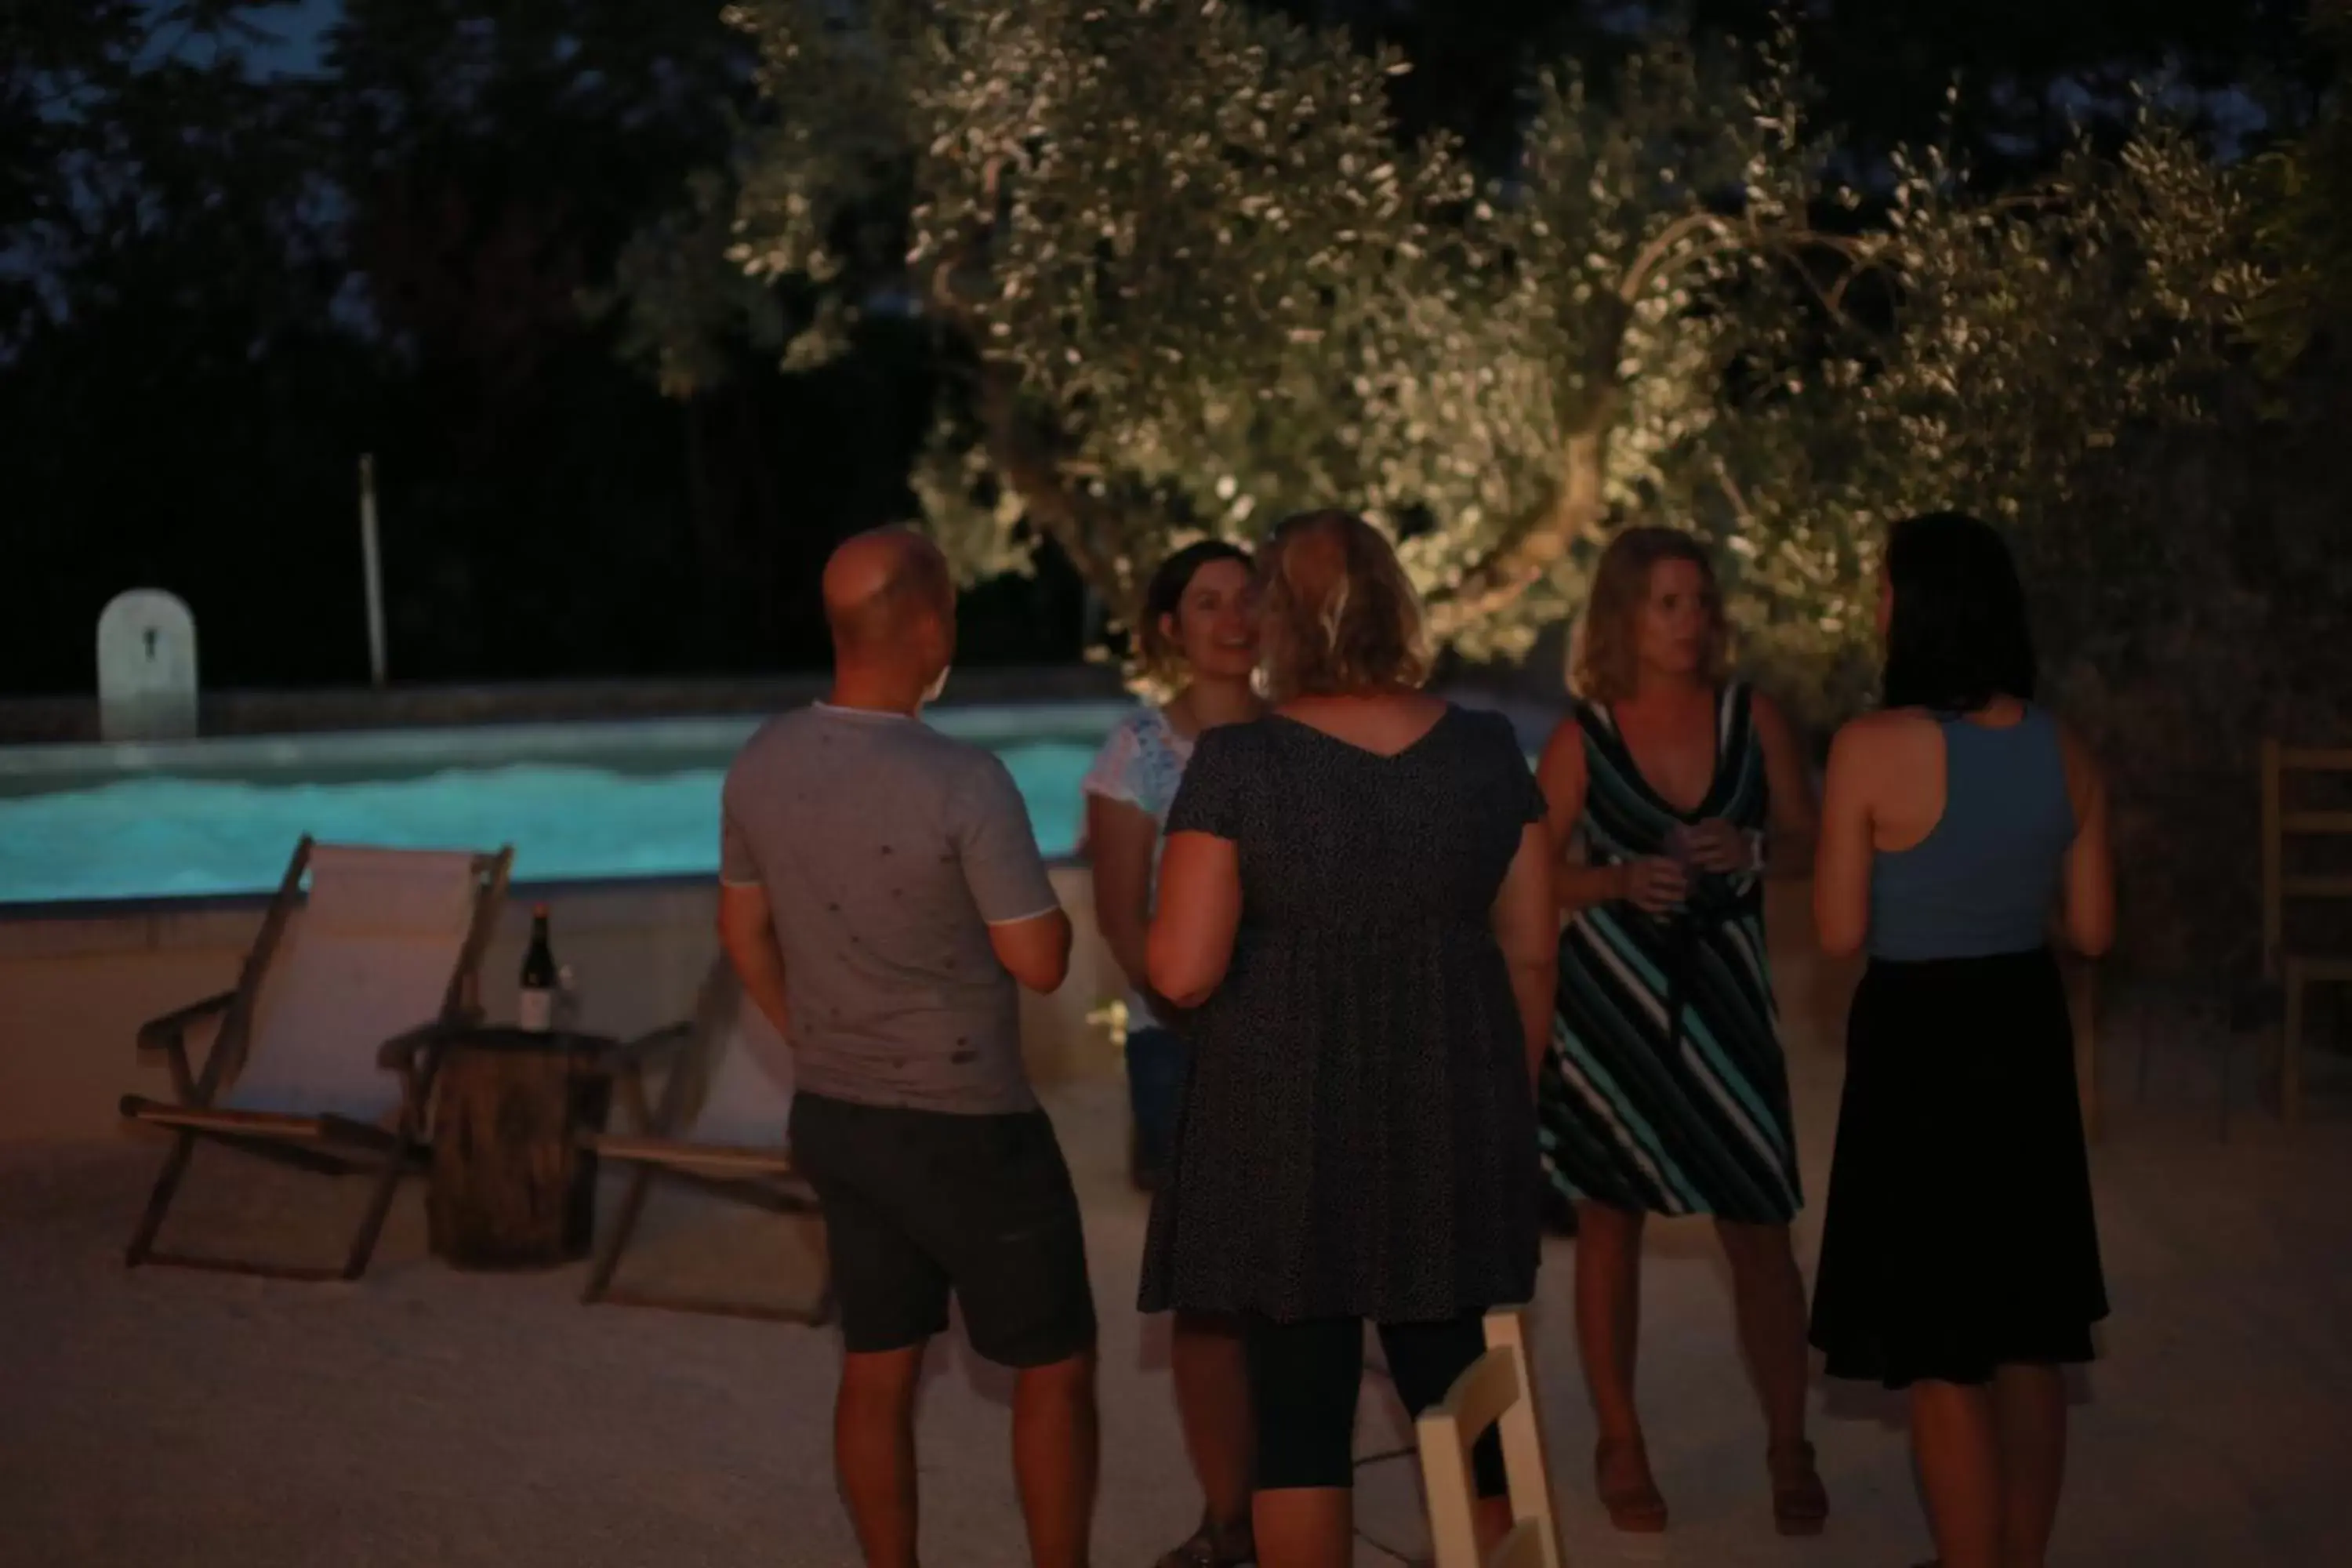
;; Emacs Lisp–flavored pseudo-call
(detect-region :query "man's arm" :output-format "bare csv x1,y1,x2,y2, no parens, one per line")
989,908,1074,995
956,757,1072,994
715,789,790,1036
717,882,792,1038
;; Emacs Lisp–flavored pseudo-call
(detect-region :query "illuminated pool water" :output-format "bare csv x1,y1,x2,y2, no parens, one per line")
0,707,1122,906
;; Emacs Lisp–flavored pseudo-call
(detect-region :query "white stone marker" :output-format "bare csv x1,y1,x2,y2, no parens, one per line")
96,589,199,742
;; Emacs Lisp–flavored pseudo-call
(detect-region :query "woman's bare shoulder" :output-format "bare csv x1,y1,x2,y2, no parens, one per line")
1827,707,1939,769
1537,705,1578,738
1838,705,1937,739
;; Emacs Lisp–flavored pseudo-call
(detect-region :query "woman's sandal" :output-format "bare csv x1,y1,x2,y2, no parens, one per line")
1154,1515,1254,1568
1767,1439,1829,1536
1595,1438,1668,1533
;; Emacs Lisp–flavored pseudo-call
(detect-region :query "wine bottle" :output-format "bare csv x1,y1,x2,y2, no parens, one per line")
518,904,557,1032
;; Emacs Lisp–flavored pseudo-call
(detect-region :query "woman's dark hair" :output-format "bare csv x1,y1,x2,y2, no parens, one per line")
1137,539,1253,671
1882,510,2038,713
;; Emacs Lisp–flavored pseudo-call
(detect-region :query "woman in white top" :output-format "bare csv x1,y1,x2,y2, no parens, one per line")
1082,539,1261,1568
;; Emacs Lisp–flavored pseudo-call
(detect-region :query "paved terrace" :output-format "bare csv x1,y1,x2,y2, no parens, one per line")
3,1012,2348,1567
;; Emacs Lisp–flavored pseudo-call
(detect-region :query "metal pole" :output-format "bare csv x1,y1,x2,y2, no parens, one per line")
1081,584,1105,648
359,453,388,688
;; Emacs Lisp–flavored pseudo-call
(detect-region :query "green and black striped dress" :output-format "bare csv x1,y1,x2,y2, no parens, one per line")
1537,682,1802,1225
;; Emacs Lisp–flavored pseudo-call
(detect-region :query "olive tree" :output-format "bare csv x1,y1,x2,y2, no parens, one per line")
622,0,1478,621
618,3,1866,662
617,2,2258,714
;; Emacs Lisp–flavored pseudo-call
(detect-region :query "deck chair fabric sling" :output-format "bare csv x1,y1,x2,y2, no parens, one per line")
582,960,829,1323
121,836,512,1281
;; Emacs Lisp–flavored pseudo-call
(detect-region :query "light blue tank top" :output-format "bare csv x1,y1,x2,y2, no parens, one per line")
1867,706,2077,962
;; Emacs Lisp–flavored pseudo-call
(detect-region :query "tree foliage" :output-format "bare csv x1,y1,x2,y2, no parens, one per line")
1721,121,2263,719
1681,0,2311,175
1,0,2307,728
0,2,339,359
0,2,376,688
0,0,924,691
2245,0,2352,372
625,1,2260,720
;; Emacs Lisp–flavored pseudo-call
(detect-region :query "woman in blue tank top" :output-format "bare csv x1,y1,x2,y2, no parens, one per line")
1809,511,2115,1568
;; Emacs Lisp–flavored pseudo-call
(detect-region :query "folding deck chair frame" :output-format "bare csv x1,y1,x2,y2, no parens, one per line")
118,835,512,1282
579,990,832,1324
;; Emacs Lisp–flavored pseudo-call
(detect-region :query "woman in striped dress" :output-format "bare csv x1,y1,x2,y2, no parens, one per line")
1535,527,1827,1536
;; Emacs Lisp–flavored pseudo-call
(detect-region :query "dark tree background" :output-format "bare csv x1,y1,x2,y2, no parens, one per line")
0,0,2319,695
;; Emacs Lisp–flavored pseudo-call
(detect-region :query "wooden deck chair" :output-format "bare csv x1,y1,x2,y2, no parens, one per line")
2259,739,2352,1127
1415,1309,1566,1568
581,960,829,1323
120,836,511,1280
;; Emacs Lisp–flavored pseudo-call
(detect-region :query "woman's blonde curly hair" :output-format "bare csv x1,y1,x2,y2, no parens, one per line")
1255,510,1432,702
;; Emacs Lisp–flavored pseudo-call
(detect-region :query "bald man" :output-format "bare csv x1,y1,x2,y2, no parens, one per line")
717,528,1098,1568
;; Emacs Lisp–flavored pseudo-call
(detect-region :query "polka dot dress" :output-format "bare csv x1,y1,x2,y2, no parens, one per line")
1137,706,1546,1324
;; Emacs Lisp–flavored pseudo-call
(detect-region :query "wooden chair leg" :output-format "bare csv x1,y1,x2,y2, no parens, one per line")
125,1131,198,1267
342,1138,416,1280
1416,1406,1482,1568
2281,972,2305,1130
582,1164,658,1305
1486,1314,1563,1568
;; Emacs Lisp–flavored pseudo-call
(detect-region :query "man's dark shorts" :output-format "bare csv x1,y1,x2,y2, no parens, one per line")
789,1092,1097,1368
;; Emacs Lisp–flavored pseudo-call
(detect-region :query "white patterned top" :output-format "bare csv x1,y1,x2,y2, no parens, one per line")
1080,706,1197,1030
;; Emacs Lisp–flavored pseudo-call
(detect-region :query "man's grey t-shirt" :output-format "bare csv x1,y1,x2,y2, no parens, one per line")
720,704,1060,1115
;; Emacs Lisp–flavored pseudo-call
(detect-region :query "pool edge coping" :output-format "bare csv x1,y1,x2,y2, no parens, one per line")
0,699,1143,784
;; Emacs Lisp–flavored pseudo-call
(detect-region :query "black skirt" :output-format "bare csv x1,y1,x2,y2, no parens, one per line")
1808,949,2109,1389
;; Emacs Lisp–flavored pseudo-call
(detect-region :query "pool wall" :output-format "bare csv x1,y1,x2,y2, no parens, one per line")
0,877,1865,1146
0,679,1914,1145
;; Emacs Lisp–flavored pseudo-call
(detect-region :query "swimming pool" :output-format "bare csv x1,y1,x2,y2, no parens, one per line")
0,703,1131,906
